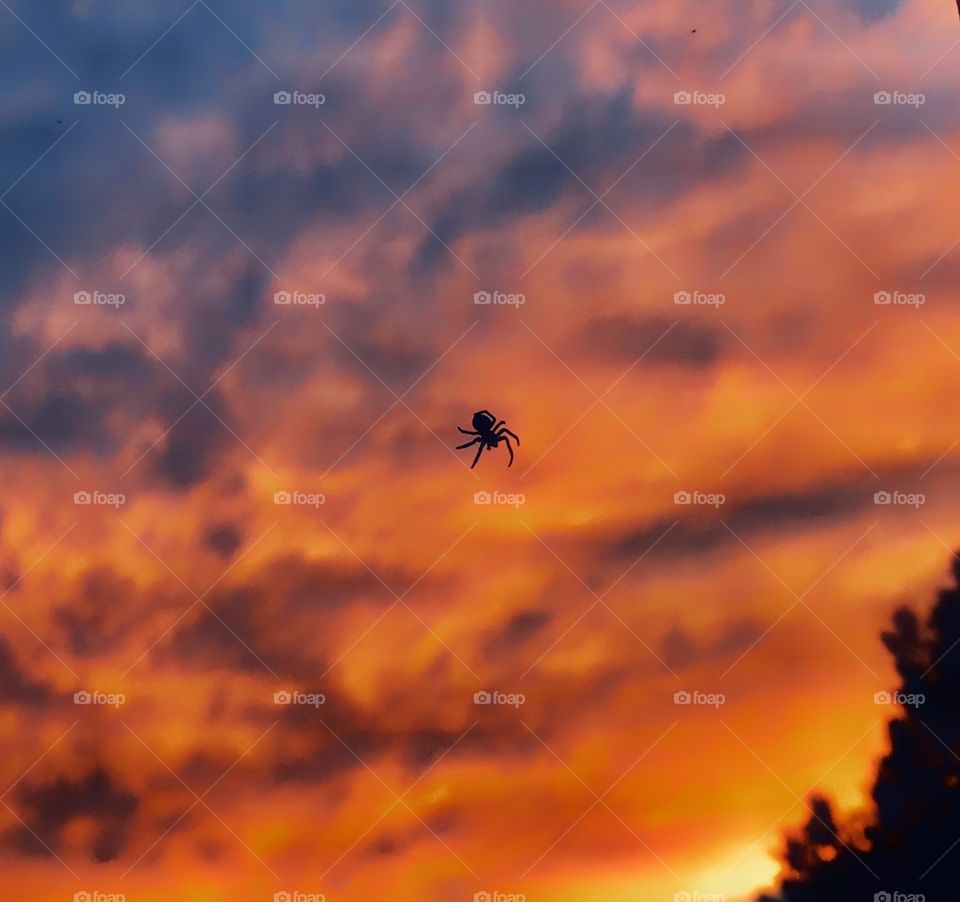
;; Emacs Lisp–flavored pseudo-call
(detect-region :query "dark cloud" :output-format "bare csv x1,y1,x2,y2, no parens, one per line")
344,327,438,393
852,0,904,23
54,567,178,658
484,609,553,658
550,476,888,594
0,637,54,705
599,463,933,569
162,553,412,676
0,342,159,457
661,620,764,670
411,96,748,275
7,766,138,862
149,400,233,490
578,314,726,369
270,698,538,789
203,522,244,559
0,392,102,454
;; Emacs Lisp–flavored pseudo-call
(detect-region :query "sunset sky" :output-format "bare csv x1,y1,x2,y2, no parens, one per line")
2,0,960,899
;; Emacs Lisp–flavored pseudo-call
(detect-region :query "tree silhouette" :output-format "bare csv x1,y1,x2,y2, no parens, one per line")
757,555,960,901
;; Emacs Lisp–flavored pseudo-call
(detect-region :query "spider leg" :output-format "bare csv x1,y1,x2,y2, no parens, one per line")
492,420,505,432
497,428,520,446
476,409,497,421
471,442,485,468
456,437,481,450
500,436,515,466
458,427,478,436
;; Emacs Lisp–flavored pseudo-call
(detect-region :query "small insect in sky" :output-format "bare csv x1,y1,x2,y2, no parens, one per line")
456,409,520,468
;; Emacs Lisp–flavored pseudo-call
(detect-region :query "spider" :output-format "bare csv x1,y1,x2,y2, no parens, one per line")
456,409,520,468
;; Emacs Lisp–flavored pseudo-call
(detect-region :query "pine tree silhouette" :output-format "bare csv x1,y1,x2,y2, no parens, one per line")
757,555,960,901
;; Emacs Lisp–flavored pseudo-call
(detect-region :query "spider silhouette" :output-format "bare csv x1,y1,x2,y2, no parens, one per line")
456,409,520,468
